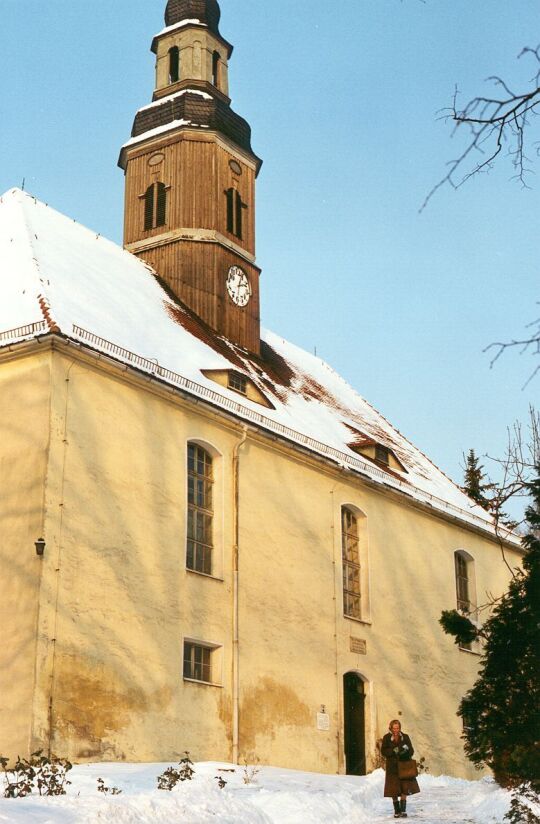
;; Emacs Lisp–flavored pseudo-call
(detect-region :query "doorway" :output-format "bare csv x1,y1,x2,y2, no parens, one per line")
343,672,366,775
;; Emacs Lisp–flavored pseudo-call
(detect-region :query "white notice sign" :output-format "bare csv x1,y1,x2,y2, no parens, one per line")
317,712,330,731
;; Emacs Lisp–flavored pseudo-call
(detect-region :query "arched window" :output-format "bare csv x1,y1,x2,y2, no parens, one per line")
454,550,475,614
225,187,246,240
342,507,361,619
143,182,168,231
454,550,477,650
212,50,220,88
168,46,180,84
187,443,214,575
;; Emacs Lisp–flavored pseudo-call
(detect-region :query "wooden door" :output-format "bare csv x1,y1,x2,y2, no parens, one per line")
344,672,366,775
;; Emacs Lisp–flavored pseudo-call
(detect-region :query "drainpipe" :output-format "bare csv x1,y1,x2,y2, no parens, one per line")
232,424,248,765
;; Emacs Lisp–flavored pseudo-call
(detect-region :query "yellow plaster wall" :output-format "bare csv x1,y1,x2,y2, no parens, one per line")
34,352,241,762
4,347,521,777
0,352,51,757
236,442,520,778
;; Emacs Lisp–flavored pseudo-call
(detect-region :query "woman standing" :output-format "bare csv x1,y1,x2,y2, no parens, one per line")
381,719,420,818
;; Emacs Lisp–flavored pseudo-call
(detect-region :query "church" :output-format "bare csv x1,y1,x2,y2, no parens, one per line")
0,0,521,778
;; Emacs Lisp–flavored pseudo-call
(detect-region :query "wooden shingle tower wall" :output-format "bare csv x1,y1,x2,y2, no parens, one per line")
119,0,262,353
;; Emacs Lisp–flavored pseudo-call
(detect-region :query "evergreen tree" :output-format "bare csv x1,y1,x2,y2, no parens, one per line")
440,464,540,789
461,448,493,511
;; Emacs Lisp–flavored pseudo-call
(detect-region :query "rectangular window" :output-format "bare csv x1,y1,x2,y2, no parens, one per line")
375,445,390,466
183,642,212,683
228,372,247,395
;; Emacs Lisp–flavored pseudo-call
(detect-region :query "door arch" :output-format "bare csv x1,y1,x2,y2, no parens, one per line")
343,672,366,775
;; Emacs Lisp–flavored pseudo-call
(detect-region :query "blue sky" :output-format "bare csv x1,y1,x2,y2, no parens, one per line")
1,0,538,514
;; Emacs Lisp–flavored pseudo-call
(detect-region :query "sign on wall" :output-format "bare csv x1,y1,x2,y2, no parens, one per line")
350,637,367,655
316,712,330,731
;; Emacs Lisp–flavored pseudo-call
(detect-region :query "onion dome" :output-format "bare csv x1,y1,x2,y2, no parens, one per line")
165,0,222,36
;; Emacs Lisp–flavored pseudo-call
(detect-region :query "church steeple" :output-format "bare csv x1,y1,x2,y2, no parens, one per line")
151,0,234,100
119,0,262,354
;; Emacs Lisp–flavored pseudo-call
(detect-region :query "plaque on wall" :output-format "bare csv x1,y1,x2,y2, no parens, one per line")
317,712,330,731
350,637,367,655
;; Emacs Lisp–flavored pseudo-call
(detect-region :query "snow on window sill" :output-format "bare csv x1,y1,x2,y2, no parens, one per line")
183,677,223,688
343,614,372,627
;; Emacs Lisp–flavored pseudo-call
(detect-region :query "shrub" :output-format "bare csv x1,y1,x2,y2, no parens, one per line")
97,777,122,795
157,752,195,791
0,751,72,798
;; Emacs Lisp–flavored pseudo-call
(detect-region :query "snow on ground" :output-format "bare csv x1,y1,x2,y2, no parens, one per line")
0,762,513,824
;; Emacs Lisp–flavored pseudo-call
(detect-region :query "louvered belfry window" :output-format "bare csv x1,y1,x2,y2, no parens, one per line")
342,507,361,619
187,444,213,575
225,187,246,240
143,182,168,231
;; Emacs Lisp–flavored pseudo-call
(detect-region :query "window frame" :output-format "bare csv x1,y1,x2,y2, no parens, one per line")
212,50,221,89
339,503,371,624
225,187,247,240
342,507,362,620
143,181,168,231
182,638,222,686
454,550,480,653
375,444,390,466
168,46,180,84
227,371,248,395
186,443,214,576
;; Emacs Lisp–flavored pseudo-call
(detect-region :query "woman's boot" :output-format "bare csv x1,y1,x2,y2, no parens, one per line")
393,799,401,818
400,798,408,817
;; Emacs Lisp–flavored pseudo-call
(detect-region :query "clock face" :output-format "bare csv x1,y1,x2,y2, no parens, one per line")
226,265,252,308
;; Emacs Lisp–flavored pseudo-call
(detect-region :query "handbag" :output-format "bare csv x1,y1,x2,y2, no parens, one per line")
398,759,418,780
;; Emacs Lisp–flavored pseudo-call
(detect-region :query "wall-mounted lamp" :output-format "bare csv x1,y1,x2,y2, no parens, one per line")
35,537,46,557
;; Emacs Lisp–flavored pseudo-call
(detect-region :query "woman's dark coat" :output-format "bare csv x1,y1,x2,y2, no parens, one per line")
381,731,421,798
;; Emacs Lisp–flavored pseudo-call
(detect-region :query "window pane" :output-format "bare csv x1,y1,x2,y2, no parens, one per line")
344,593,361,619
183,642,212,682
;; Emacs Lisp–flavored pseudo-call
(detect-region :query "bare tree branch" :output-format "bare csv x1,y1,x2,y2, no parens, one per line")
484,308,540,387
421,44,540,212
484,406,540,574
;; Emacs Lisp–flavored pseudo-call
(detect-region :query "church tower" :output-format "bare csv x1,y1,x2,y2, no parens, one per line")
119,0,262,354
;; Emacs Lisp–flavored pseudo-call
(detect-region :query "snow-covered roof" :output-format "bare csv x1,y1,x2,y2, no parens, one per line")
0,188,511,539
